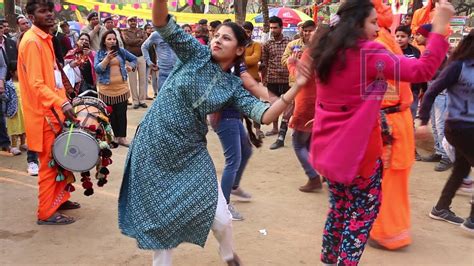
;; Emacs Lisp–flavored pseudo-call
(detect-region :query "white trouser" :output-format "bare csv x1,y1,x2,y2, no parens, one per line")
129,55,147,105
152,186,234,266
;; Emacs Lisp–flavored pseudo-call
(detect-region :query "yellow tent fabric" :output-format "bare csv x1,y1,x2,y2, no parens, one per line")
65,0,258,24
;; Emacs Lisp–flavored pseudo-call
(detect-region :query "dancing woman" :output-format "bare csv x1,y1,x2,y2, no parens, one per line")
419,30,474,233
305,0,453,264
212,62,269,221
118,0,309,265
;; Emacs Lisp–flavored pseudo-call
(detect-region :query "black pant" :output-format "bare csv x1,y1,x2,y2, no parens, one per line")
436,123,474,219
0,116,10,148
110,101,128,138
267,83,290,97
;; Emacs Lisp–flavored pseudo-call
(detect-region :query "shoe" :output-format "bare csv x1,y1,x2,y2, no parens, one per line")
226,253,242,266
139,103,148,108
37,213,75,225
265,130,278,136
459,179,473,194
269,139,284,150
460,217,474,234
421,153,442,162
146,97,154,100
429,206,465,225
118,138,130,148
27,162,39,176
434,158,453,172
127,101,132,106
231,187,252,202
415,150,422,161
133,104,140,109
299,177,322,192
20,144,28,152
228,204,244,221
256,130,265,140
10,147,21,156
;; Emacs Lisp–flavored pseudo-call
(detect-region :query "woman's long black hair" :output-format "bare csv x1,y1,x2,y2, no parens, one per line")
309,0,374,83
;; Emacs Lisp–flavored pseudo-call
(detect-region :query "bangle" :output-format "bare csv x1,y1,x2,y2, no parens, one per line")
280,93,291,105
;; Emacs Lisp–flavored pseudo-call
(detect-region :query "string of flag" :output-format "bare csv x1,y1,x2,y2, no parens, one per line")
54,0,232,12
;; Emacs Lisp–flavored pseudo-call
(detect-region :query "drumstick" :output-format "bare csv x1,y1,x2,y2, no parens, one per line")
64,107,77,157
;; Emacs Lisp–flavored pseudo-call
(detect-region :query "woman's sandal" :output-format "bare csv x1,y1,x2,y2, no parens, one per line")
58,200,81,210
110,141,119,149
37,213,76,225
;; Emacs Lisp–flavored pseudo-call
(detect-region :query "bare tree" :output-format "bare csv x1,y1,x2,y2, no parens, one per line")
4,0,16,31
234,0,249,25
260,0,269,33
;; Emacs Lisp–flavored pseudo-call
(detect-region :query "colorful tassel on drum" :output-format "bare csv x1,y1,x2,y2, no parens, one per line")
65,184,75,192
56,172,65,182
80,171,94,196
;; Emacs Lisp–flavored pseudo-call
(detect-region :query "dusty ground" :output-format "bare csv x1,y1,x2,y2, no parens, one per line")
1,99,473,266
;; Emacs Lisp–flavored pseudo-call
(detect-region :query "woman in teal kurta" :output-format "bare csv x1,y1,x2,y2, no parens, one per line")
118,1,309,264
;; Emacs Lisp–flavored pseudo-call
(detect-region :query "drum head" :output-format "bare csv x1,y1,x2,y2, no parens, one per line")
53,130,100,172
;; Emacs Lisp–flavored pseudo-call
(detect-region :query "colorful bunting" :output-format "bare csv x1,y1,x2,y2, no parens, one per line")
70,5,77,11
110,4,116,10
54,3,62,12
118,3,124,10
94,5,100,11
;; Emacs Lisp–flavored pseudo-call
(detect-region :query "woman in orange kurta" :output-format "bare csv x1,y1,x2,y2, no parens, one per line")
369,0,415,250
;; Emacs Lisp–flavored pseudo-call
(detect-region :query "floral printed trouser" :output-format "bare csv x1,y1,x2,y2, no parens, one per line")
321,160,383,266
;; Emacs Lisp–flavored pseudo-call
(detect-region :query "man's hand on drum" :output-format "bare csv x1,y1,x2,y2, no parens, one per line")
62,102,78,122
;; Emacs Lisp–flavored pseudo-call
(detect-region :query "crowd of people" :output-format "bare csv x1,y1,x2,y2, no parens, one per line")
0,0,472,265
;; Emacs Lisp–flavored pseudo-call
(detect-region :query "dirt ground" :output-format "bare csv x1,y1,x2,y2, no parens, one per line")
1,99,473,266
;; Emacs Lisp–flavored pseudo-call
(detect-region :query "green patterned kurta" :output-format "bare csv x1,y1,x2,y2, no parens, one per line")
118,17,269,250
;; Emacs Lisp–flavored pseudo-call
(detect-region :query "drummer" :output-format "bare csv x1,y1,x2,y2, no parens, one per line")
18,0,80,225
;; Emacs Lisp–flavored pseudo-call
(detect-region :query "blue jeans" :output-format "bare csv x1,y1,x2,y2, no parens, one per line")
147,66,159,96
410,88,420,121
430,94,449,159
216,118,252,204
0,116,10,148
27,150,39,164
158,71,170,93
292,130,319,180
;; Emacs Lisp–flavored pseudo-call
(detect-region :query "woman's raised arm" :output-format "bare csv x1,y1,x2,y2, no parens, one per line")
152,0,169,27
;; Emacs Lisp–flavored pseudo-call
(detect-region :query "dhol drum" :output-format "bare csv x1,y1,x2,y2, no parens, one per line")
72,96,110,135
52,96,111,172
53,129,100,172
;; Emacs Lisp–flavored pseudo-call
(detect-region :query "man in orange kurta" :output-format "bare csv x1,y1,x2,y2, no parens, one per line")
369,0,415,250
18,0,77,224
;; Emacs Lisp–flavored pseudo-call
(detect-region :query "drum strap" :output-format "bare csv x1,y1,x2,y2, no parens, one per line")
45,108,65,137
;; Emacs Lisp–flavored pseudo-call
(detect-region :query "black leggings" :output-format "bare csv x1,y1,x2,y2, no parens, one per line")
436,123,474,219
109,101,128,138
